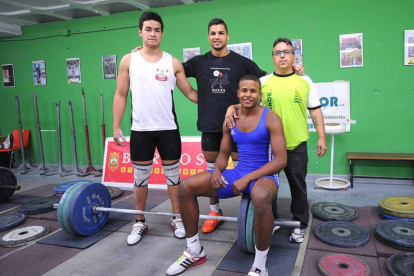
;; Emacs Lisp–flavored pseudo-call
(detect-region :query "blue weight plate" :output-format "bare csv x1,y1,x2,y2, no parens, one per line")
246,199,255,254
314,221,370,248
66,182,111,236
0,213,26,232
379,210,414,222
54,180,92,194
58,181,91,235
237,194,250,253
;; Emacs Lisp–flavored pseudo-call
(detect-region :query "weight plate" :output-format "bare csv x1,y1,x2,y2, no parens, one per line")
237,194,250,253
387,253,414,276
374,220,414,248
271,196,279,219
0,225,50,247
0,214,26,232
374,231,414,252
379,210,414,222
379,197,414,218
107,187,123,200
314,221,370,248
18,196,60,215
317,253,371,276
311,202,358,222
246,199,255,254
0,167,17,204
57,181,91,235
54,180,92,194
66,182,111,236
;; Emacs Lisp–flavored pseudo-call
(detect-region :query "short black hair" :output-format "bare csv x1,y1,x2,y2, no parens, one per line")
273,37,294,54
208,18,228,33
239,75,261,89
139,12,164,32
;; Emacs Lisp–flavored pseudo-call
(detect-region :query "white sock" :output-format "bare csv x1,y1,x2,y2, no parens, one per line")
210,203,220,213
186,233,201,253
252,246,269,272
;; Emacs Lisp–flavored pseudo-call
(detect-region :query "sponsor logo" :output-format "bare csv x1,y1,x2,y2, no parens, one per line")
231,129,235,135
294,89,302,103
155,68,168,81
109,152,120,172
210,70,229,92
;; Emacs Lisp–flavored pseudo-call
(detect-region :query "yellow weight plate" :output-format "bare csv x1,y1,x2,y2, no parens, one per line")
379,197,414,219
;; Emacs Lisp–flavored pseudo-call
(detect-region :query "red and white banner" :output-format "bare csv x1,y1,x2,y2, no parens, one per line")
102,136,235,189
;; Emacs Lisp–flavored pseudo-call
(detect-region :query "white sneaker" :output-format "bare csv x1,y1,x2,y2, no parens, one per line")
126,221,148,246
171,217,186,239
166,247,206,276
248,267,268,276
289,228,305,243
272,226,281,234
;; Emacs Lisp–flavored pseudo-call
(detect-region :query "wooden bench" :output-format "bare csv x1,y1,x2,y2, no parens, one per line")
347,152,414,188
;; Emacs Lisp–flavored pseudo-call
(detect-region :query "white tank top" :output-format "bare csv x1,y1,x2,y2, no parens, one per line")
129,51,177,131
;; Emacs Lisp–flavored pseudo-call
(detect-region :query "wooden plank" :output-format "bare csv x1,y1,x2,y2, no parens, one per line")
347,152,414,161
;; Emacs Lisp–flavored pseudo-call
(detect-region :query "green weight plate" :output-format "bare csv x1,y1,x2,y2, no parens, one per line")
379,197,414,219
237,194,250,253
246,199,255,254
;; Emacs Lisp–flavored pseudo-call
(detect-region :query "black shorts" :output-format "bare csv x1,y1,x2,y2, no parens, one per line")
201,131,238,152
130,129,181,161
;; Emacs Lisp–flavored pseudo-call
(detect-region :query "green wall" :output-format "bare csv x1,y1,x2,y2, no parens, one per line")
0,0,413,177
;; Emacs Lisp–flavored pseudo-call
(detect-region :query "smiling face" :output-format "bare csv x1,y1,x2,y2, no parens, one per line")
139,20,163,49
208,24,229,51
272,42,295,74
237,79,262,109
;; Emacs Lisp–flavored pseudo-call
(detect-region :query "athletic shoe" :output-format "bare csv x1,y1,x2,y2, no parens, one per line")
171,217,186,239
289,228,305,243
272,226,281,234
126,221,148,246
2,133,13,149
202,209,223,234
166,247,206,276
248,267,268,276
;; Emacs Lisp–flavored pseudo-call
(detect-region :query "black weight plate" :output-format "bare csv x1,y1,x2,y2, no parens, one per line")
311,202,358,222
0,214,26,232
107,187,123,200
237,194,250,253
374,231,414,252
318,253,371,276
54,180,92,194
18,196,61,215
314,221,370,248
272,196,279,219
379,210,414,222
387,253,414,276
375,220,414,248
0,167,17,204
0,225,50,247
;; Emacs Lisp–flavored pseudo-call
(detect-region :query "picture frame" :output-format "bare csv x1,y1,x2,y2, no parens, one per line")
102,55,117,79
32,60,47,85
183,47,201,62
66,58,81,83
292,39,303,65
339,33,363,68
404,30,414,65
2,64,15,88
228,42,253,60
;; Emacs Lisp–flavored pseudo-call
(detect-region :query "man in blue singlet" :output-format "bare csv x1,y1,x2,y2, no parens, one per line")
166,75,287,276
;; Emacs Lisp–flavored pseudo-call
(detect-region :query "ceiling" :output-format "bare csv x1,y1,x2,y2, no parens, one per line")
0,0,208,38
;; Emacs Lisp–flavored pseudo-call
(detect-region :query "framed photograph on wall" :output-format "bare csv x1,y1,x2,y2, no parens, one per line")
404,30,414,65
2,64,15,88
339,33,363,68
102,55,117,79
32,60,46,85
292,39,303,65
183,47,200,62
228,42,253,60
66,58,81,83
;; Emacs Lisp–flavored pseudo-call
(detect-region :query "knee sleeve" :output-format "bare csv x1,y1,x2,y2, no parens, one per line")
133,163,153,187
232,160,239,168
163,161,181,186
206,161,215,171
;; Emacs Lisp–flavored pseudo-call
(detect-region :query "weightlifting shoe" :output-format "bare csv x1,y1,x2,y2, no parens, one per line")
289,228,305,243
248,267,268,276
126,220,148,246
1,133,13,149
171,217,186,239
202,209,223,234
166,247,206,276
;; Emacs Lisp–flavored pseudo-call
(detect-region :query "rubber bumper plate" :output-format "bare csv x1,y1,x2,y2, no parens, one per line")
387,253,414,276
379,210,414,222
374,220,414,248
379,196,414,218
18,196,61,215
107,187,123,200
237,194,250,253
311,202,358,222
0,213,26,232
54,180,92,194
0,225,50,247
314,221,370,248
245,198,255,254
0,167,18,204
318,253,371,276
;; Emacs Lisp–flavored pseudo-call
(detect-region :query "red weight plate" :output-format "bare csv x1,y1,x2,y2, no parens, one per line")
318,254,371,276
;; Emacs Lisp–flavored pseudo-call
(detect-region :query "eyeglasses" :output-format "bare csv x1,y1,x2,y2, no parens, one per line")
272,50,294,56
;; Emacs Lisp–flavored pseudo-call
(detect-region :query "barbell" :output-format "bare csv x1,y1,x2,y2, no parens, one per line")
0,168,21,204
55,182,300,254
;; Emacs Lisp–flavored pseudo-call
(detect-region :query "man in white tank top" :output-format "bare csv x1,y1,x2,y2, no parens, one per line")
112,11,198,246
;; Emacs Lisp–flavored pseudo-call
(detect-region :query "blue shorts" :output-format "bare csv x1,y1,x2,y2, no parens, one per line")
208,169,279,199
